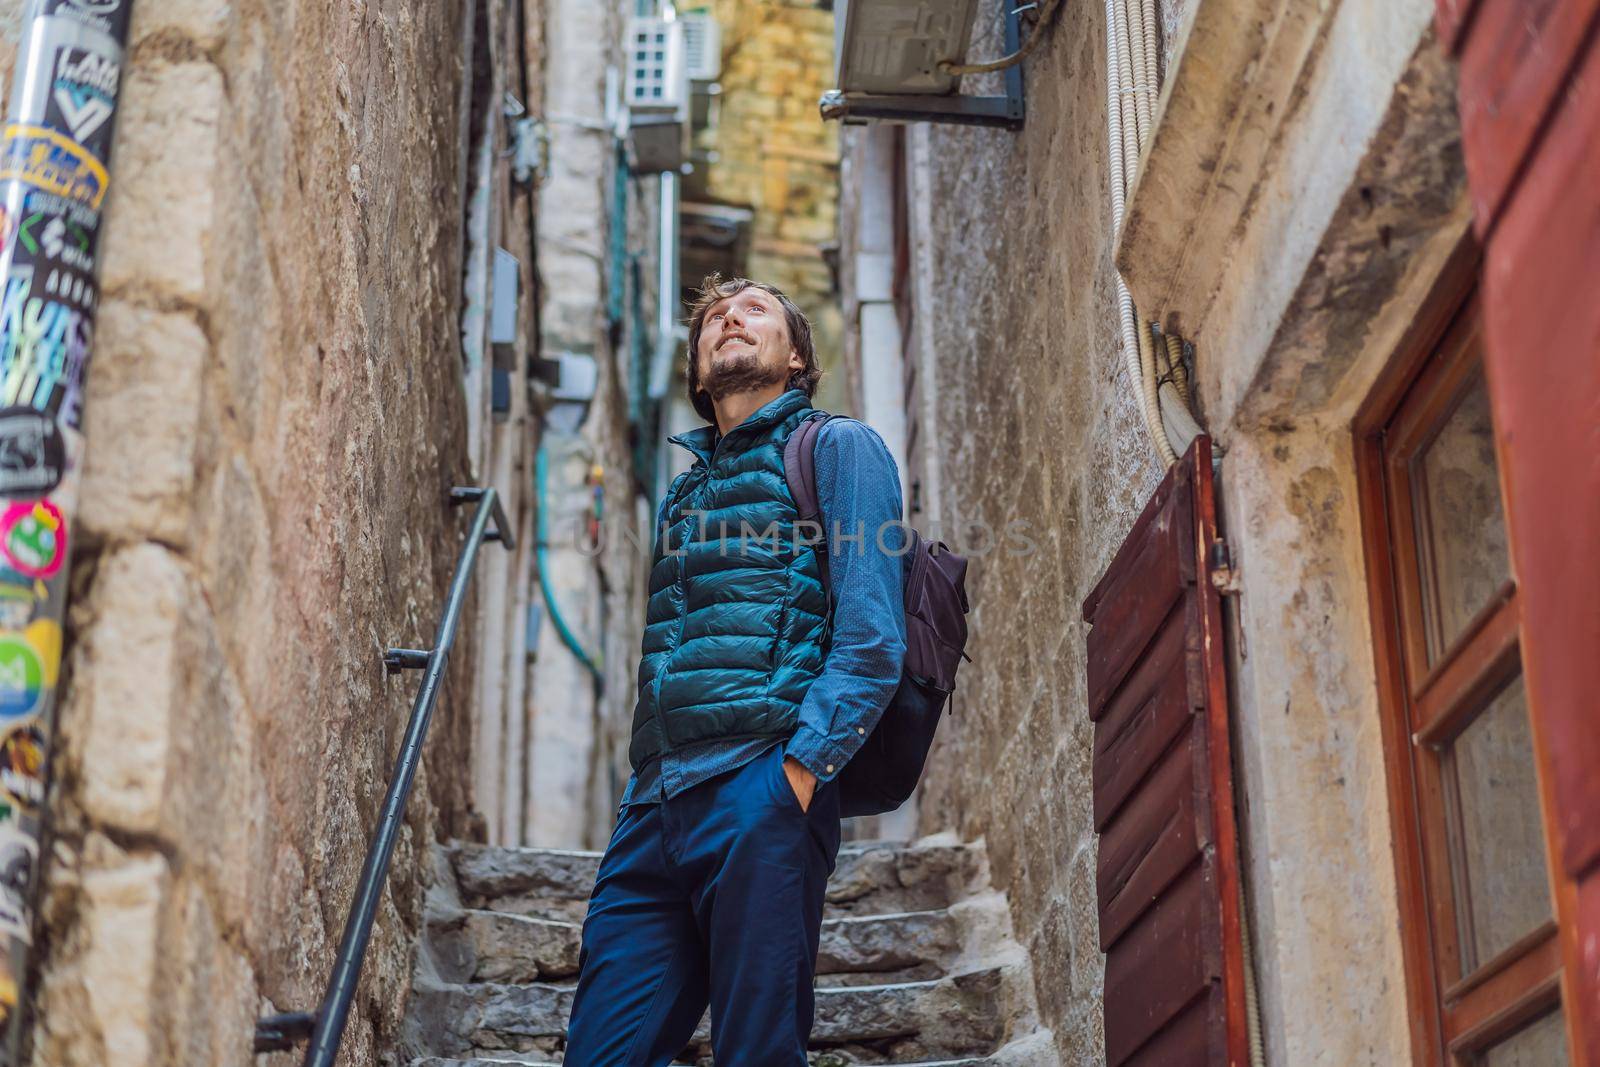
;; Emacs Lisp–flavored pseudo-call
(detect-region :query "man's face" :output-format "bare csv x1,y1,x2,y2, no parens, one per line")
696,287,803,406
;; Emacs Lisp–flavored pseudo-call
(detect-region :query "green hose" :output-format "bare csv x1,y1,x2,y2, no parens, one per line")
536,440,604,683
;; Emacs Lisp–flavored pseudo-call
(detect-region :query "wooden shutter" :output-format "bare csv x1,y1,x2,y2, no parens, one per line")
1441,0,1600,1058
1081,436,1248,1066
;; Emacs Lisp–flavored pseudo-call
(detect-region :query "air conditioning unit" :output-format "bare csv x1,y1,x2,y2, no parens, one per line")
626,17,690,113
834,0,981,95
680,12,722,81
821,0,1025,129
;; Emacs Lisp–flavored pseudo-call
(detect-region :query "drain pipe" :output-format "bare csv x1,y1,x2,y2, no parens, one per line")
647,169,680,404
0,0,135,1055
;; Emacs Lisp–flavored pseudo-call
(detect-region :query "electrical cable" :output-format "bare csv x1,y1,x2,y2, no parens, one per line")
937,0,1065,76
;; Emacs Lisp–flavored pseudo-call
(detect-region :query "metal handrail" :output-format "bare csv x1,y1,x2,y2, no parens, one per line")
254,486,514,1064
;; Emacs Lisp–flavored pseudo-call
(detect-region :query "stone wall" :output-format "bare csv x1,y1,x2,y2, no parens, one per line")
842,0,1466,1061
0,1,487,1063
861,3,1165,1060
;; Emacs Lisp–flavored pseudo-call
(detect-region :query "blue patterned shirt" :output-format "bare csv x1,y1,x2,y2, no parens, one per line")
619,417,909,809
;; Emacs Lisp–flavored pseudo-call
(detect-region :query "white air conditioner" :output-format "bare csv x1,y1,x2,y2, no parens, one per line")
680,12,722,81
626,17,690,114
834,0,981,95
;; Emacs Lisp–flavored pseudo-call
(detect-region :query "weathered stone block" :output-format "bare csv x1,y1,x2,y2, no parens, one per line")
98,60,224,306
69,544,191,833
78,301,206,547
33,835,168,1067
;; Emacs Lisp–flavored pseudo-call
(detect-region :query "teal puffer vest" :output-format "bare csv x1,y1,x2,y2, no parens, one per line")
629,389,830,770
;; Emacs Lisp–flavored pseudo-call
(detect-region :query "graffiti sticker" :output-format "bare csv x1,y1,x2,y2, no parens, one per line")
0,268,94,418
0,724,44,811
0,823,35,944
0,499,65,579
47,48,121,152
0,125,109,210
0,408,64,500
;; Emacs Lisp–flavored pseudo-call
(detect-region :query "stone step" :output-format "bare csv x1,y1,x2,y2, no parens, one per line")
409,967,1005,1062
451,840,985,922
427,911,583,985
409,1057,998,1067
816,909,962,981
427,905,965,986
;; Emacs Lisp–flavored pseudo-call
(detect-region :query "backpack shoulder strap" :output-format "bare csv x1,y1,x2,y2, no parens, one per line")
783,411,850,591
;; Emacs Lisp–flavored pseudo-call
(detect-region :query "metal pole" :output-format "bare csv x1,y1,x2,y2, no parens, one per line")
300,489,503,1067
0,0,134,1056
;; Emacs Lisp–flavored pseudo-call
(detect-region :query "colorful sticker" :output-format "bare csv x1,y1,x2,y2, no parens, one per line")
48,47,120,149
0,125,109,210
0,267,95,418
0,639,42,723
0,499,65,578
0,958,15,1030
0,823,35,945
0,724,44,811
0,407,64,499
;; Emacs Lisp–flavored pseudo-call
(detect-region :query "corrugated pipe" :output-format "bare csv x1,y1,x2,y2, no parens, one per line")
1103,0,1207,469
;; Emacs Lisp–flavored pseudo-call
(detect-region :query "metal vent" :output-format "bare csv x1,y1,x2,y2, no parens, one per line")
680,12,722,81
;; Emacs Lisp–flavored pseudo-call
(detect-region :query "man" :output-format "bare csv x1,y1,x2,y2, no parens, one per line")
563,275,908,1065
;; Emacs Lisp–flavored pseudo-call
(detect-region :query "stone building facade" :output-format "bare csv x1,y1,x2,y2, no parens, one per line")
838,0,1587,1062
0,0,558,1063
686,0,845,414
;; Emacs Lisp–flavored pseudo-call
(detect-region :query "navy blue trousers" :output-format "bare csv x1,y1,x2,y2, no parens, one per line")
563,743,843,1066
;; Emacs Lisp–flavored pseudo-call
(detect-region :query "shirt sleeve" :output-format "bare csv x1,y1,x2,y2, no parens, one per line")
784,419,909,782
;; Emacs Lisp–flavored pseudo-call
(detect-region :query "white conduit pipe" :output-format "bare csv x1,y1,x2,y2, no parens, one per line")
1105,0,1177,466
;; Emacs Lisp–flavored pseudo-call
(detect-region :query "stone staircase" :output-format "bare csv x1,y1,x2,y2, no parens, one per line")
397,833,1057,1066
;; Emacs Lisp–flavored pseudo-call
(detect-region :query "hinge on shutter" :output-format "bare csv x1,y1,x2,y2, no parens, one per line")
1207,537,1242,596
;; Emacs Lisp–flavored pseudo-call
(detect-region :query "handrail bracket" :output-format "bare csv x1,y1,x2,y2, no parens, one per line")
255,484,513,1064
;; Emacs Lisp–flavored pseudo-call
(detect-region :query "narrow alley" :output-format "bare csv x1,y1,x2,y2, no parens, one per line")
0,0,1591,1065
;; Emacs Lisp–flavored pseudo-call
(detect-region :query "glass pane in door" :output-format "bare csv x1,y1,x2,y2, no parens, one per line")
1443,673,1552,973
1410,370,1510,665
1479,1007,1568,1067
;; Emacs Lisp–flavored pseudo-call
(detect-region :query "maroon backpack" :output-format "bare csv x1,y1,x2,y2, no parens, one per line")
784,412,972,818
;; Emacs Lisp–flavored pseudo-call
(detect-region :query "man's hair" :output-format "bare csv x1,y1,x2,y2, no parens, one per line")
684,274,822,424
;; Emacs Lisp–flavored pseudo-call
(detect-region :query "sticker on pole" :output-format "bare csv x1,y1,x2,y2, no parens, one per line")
0,499,65,578
0,638,42,723
0,408,64,499
0,723,44,810
0,821,35,944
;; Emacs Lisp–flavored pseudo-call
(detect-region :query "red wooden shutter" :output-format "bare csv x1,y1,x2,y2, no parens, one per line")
1081,436,1248,1066
1440,0,1600,1058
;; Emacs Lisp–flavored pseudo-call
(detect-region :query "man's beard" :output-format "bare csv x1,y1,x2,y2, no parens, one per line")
702,350,790,402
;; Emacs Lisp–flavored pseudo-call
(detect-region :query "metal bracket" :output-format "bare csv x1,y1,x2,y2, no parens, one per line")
254,1011,316,1053
1208,537,1242,596
820,3,1026,129
383,648,432,675
450,485,516,550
